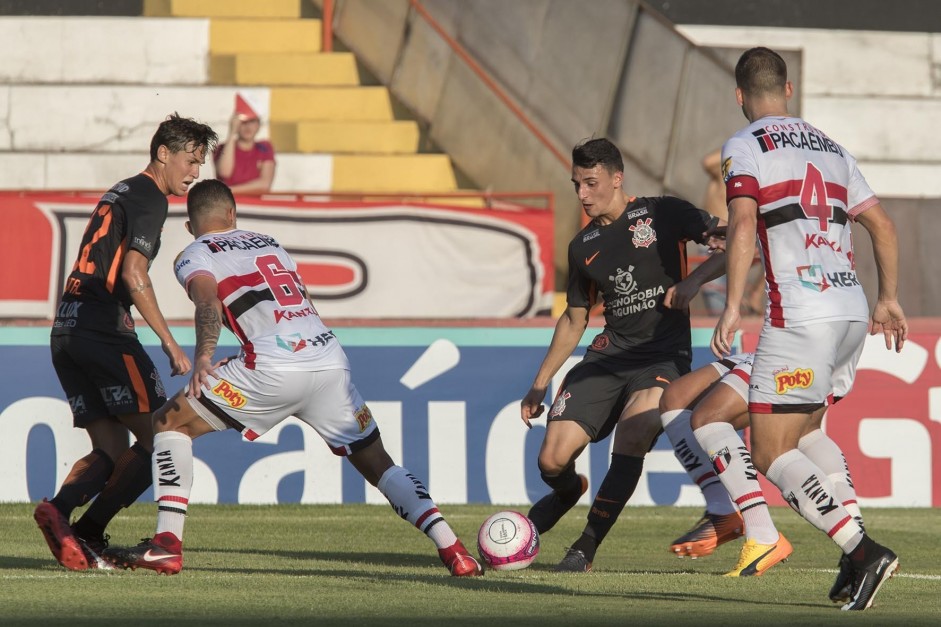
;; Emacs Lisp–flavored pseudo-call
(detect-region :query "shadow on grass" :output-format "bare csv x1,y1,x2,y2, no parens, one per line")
162,547,822,609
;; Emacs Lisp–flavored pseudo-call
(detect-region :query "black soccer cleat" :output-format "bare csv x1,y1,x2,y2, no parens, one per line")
829,553,854,603
72,527,112,571
527,474,588,535
553,547,592,573
841,544,899,611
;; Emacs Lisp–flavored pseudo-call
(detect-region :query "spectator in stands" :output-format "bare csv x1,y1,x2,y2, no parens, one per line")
214,94,276,194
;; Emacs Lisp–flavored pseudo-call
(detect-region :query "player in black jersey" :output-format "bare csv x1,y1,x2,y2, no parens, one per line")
520,138,726,572
36,113,218,571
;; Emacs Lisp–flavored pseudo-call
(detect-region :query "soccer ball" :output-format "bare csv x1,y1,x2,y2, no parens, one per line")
477,510,539,570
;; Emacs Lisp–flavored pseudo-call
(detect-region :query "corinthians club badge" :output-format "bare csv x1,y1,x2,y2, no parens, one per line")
629,217,656,248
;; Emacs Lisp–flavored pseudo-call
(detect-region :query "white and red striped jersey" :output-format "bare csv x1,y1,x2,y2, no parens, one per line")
174,228,349,371
722,116,875,327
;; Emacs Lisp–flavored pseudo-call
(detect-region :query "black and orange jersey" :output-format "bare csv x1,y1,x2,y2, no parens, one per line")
51,173,168,338
566,196,712,366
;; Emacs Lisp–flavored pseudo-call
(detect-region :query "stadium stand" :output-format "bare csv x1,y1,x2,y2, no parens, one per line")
0,0,460,195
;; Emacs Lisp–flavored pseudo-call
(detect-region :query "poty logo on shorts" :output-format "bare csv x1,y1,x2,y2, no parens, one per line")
549,391,571,418
354,404,373,433
212,380,247,409
774,367,814,395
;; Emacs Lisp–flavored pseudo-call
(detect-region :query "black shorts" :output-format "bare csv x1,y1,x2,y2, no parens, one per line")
546,357,688,443
50,334,167,427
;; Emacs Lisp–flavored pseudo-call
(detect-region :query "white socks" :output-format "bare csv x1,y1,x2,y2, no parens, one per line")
766,449,863,553
694,422,779,544
377,465,457,550
662,410,737,516
153,430,193,541
798,429,864,528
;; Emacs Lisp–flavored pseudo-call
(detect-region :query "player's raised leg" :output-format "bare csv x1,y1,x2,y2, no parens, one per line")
348,437,482,577
659,363,742,559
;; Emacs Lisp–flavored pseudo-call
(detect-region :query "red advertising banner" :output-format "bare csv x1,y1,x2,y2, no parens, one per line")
0,192,554,319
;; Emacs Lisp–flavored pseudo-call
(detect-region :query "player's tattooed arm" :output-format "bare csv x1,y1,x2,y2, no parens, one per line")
127,279,153,294
194,300,222,361
185,274,224,396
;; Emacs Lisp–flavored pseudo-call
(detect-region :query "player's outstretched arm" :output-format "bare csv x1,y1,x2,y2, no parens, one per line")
855,203,908,351
666,251,727,310
521,305,588,428
123,249,191,376
712,197,757,357
186,274,224,397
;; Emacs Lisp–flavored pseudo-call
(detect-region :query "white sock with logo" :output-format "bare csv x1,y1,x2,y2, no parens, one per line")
765,449,863,553
798,428,864,528
378,465,457,550
662,410,736,515
694,422,779,544
153,430,193,542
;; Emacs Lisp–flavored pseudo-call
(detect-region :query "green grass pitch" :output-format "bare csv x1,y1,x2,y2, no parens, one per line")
1,503,938,626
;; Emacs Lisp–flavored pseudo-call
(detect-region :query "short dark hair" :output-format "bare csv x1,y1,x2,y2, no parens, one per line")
149,112,218,161
187,178,235,223
735,47,787,96
572,138,623,174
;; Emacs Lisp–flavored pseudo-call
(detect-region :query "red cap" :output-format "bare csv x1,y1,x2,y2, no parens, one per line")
235,93,260,121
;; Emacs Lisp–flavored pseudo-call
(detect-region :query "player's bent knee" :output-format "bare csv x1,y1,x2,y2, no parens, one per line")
348,439,395,486
536,452,571,477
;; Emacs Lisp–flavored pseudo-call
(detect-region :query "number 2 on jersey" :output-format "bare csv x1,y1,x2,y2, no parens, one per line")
800,162,833,232
73,204,113,275
255,254,304,306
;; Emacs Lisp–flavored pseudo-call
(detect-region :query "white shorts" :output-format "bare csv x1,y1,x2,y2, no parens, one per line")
185,360,379,456
749,320,867,414
711,353,754,404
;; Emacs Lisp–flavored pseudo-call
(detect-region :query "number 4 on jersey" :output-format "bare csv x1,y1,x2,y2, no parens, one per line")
800,162,833,232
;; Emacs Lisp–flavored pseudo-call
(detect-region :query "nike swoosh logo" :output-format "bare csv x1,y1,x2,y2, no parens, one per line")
585,251,600,265
655,376,671,384
143,549,180,562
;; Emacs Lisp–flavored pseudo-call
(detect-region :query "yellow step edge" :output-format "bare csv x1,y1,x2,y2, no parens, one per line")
145,0,300,18
270,121,420,154
211,53,359,86
332,155,457,193
270,87,394,122
210,19,322,55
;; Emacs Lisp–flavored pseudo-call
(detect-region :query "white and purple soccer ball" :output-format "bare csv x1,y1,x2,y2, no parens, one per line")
477,510,540,571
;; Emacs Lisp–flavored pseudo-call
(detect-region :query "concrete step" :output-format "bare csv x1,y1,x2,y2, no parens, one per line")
0,85,265,152
210,52,359,86
270,121,420,154
210,18,322,54
0,17,209,84
145,0,300,18
332,155,457,192
270,87,394,122
0,152,459,194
